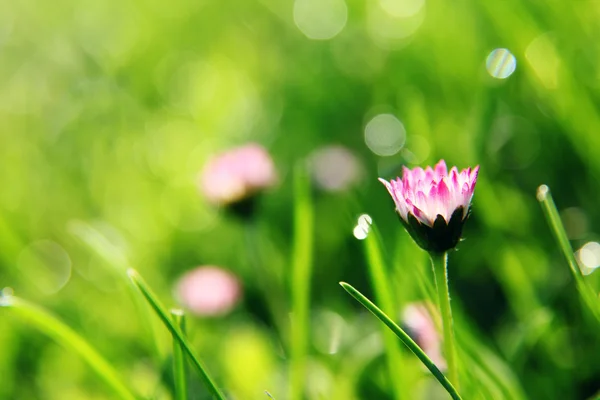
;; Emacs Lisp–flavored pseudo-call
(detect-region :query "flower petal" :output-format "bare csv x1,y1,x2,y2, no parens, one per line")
436,178,451,221
434,160,447,178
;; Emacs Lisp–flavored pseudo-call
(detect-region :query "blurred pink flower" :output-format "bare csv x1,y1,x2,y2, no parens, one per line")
379,159,479,253
200,144,277,205
175,266,242,317
308,145,364,192
402,302,446,370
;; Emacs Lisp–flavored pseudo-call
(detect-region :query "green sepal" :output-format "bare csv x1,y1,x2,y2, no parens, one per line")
400,207,468,253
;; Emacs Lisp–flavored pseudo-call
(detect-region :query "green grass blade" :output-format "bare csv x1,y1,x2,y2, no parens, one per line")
289,164,314,400
127,269,226,400
0,292,137,400
537,185,600,323
362,224,405,400
340,282,462,400
171,309,187,400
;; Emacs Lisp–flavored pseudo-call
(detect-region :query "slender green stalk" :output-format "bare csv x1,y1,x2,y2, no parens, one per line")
537,185,600,323
171,309,187,400
0,293,137,400
431,252,459,389
127,269,226,400
339,282,462,400
290,165,314,400
363,224,405,400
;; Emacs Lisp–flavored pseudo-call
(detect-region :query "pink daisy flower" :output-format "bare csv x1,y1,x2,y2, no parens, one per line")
200,144,277,206
402,302,446,370
379,160,479,253
175,266,242,317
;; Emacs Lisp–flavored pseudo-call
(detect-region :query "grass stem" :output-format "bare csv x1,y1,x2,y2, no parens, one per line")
127,269,226,400
290,165,314,400
537,185,600,323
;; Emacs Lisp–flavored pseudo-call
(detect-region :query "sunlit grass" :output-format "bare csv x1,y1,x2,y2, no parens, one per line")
1,0,600,398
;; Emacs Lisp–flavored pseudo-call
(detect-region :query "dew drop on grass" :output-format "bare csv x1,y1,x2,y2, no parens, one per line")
353,225,369,240
486,48,517,79
357,213,373,228
536,184,549,201
353,214,373,240
170,308,185,316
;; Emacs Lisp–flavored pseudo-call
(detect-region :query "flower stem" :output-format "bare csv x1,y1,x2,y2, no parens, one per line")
339,282,462,400
431,252,459,389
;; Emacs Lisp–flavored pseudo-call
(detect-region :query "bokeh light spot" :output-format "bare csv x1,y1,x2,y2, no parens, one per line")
576,242,600,275
17,240,72,295
364,114,406,156
367,2,425,48
379,0,425,17
293,0,348,40
309,145,363,192
486,48,517,79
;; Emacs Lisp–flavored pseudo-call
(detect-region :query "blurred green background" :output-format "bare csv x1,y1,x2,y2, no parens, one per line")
1,0,600,399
